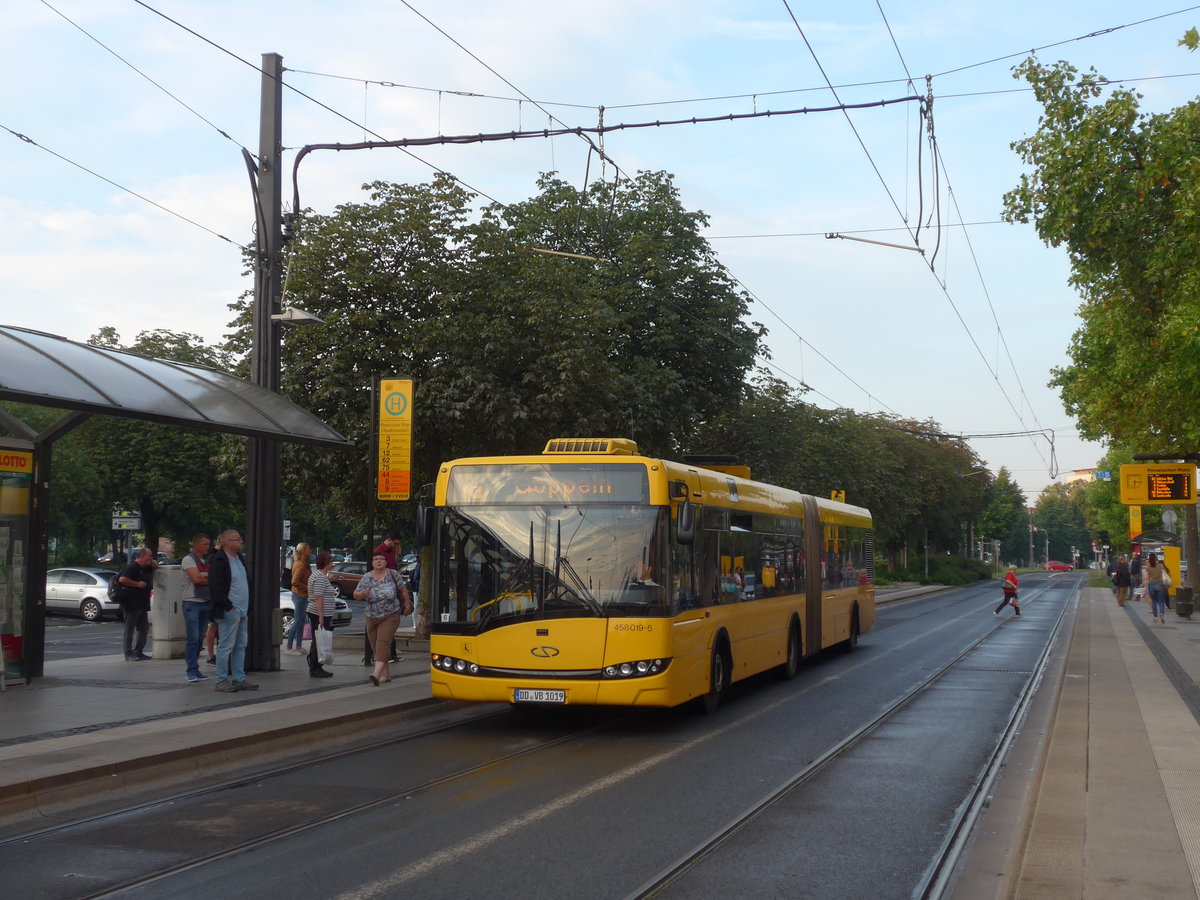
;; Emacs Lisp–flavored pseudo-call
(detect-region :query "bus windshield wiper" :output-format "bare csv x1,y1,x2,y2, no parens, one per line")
554,519,602,616
554,555,603,616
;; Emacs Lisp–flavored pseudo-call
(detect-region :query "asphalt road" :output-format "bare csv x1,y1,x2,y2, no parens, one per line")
9,574,1081,899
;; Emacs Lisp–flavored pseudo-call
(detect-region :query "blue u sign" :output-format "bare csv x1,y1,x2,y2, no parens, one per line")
384,392,408,416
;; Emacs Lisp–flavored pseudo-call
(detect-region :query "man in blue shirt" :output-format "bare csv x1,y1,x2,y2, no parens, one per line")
207,529,258,693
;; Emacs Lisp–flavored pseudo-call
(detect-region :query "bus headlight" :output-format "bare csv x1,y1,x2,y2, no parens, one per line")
432,654,479,676
601,658,670,679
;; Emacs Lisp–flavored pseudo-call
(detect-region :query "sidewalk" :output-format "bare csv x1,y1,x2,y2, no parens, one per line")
958,586,1200,898
0,631,435,827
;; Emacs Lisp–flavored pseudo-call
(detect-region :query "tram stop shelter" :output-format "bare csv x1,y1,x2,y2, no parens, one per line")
0,325,353,683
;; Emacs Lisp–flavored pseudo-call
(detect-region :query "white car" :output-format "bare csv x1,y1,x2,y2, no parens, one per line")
278,589,353,630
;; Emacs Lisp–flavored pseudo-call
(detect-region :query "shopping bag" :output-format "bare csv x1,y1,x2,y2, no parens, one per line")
303,622,313,641
315,626,334,665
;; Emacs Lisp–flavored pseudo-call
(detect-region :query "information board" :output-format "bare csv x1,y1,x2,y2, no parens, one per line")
377,378,413,501
1118,463,1196,505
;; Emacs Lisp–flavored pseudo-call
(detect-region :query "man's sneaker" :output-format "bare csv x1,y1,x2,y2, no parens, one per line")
134,653,152,661
235,680,259,691
187,672,209,683
214,680,237,692
207,656,216,665
309,668,333,678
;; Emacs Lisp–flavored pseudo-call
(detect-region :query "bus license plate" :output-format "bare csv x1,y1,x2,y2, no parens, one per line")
514,688,566,704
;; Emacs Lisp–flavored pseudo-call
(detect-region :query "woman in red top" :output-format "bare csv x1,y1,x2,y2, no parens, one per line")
995,565,1022,617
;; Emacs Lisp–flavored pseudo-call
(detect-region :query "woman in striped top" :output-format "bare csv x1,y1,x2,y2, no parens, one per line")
305,552,337,678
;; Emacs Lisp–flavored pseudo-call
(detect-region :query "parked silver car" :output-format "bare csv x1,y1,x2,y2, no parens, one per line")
46,567,122,622
279,589,353,631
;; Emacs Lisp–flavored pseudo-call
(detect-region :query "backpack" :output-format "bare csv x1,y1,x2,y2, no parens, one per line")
107,573,125,602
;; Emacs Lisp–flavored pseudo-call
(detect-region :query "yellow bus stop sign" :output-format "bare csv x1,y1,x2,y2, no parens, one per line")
377,378,413,501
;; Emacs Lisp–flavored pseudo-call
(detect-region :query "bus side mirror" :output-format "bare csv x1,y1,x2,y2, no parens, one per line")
676,498,695,545
417,483,435,547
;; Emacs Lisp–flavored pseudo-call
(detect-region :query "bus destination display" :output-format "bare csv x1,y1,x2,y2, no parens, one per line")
1118,464,1196,505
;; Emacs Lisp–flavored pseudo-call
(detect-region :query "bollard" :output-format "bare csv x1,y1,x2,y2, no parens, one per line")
1175,585,1194,619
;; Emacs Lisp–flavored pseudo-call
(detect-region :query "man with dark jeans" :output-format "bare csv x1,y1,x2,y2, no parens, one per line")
181,533,211,682
208,529,258,693
117,548,155,660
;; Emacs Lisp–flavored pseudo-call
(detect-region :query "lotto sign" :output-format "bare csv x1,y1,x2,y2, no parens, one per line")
0,449,33,478
377,378,413,501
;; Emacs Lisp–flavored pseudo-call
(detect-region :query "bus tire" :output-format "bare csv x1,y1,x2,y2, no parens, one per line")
777,619,800,680
840,609,860,653
700,640,730,714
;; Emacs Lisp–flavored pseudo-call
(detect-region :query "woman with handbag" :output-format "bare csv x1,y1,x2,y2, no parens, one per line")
353,551,411,685
994,565,1022,618
1145,553,1171,624
305,552,337,678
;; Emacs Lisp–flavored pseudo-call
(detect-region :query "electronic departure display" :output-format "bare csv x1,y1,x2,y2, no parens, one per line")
1119,464,1197,505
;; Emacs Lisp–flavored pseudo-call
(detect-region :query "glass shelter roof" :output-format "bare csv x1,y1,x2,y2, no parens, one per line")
0,325,351,449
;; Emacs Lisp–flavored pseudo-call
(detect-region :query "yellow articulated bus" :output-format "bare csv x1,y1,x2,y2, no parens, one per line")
421,438,875,712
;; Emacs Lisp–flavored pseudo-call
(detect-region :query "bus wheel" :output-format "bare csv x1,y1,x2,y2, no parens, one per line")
778,622,800,680
701,643,729,714
840,613,860,653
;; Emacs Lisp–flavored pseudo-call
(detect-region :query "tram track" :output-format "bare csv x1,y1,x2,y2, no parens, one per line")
871,573,1080,637
625,580,1077,900
7,581,1081,899
0,704,639,899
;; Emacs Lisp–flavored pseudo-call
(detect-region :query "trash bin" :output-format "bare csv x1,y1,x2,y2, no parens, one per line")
1175,585,1194,619
151,565,186,658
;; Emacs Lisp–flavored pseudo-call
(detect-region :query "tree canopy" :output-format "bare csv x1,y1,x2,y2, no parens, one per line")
1004,51,1200,577
231,171,764,530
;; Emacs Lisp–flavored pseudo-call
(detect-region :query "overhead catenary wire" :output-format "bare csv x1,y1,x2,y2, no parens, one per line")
41,0,249,149
130,0,508,211
30,1,1084,464
1,122,248,250
283,3,1200,118
780,0,1060,478
286,94,922,214
275,0,912,418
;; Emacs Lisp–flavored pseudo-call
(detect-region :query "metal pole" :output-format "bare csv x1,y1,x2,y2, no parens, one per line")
246,52,284,672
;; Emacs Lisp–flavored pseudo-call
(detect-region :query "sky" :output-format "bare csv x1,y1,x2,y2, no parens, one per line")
4,0,1199,500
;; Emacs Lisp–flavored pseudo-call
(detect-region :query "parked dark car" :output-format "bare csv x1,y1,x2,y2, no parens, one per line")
95,551,127,566
328,561,368,599
46,567,122,621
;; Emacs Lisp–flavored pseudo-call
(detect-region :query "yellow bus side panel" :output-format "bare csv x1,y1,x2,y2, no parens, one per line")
430,588,875,707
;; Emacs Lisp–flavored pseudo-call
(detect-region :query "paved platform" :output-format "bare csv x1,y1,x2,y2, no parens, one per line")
1,583,1198,900
0,631,437,827
959,586,1200,899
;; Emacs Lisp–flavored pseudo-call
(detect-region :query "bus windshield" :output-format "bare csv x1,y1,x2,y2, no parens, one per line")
433,503,671,633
